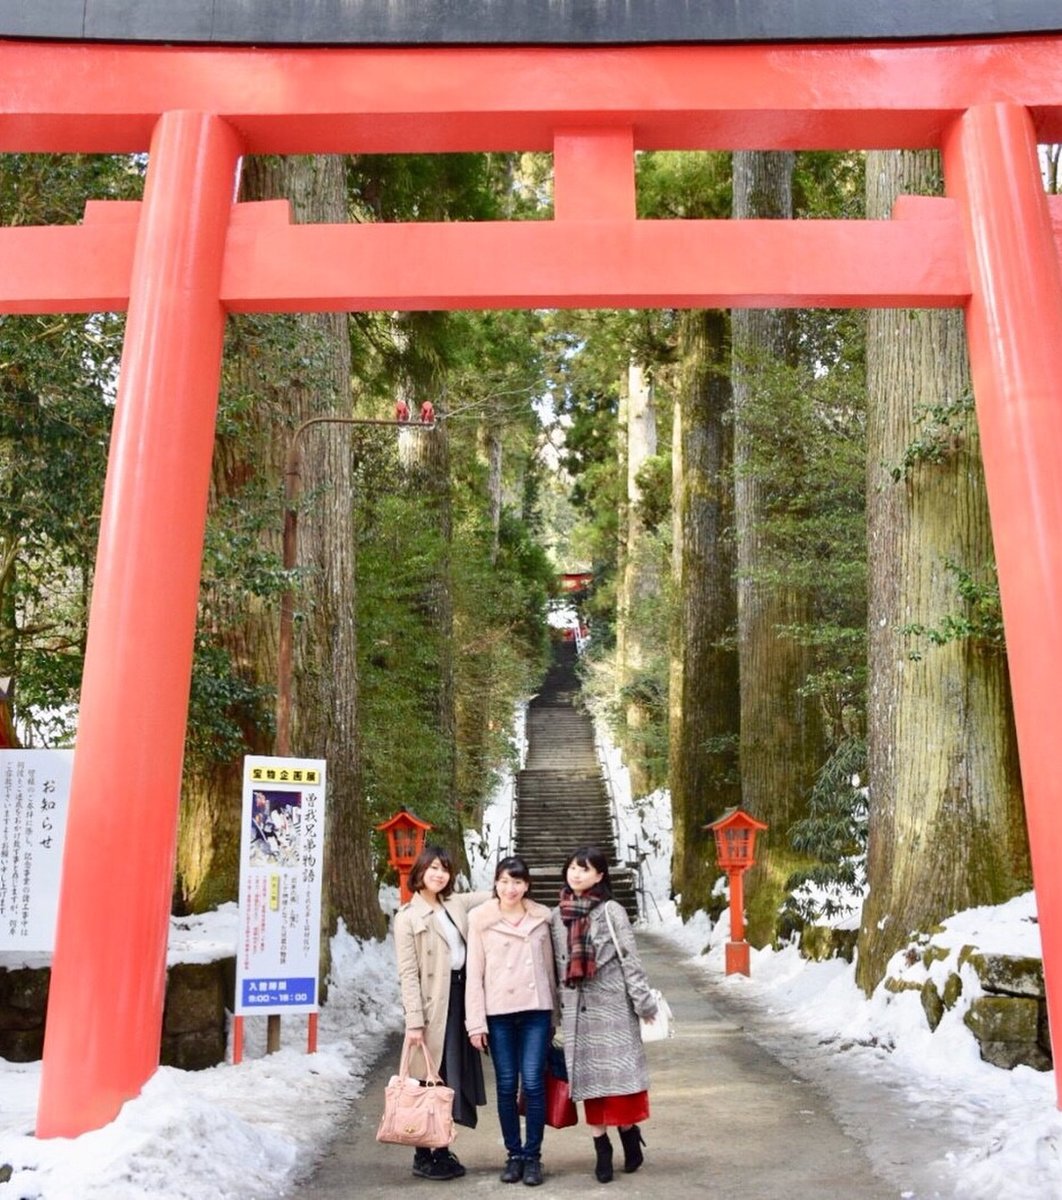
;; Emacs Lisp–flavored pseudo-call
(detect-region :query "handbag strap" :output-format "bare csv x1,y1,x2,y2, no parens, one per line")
399,1038,443,1084
602,903,647,1015
602,901,623,958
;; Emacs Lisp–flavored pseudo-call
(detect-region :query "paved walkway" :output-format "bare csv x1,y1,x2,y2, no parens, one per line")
296,932,956,1199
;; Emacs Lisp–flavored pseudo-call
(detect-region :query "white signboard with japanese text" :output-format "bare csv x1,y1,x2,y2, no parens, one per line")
0,749,74,951
235,755,326,1016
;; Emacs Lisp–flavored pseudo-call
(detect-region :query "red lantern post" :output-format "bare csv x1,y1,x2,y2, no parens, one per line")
377,810,433,902
706,808,769,977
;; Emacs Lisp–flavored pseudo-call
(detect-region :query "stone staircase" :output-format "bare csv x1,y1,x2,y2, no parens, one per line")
514,642,639,919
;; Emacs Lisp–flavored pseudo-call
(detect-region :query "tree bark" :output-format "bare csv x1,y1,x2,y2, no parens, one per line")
618,359,660,798
398,388,460,844
856,149,1030,991
732,150,824,944
669,309,740,916
177,154,385,941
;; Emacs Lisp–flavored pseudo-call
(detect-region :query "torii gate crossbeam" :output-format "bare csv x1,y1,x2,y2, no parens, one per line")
0,37,1061,1134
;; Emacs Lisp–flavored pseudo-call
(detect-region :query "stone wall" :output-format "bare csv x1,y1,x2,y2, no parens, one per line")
0,957,235,1070
802,924,1052,1073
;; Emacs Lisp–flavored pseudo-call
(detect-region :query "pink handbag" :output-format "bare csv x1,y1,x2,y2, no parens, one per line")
376,1042,456,1149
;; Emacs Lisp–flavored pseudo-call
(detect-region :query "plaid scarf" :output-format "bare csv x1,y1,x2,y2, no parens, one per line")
558,884,608,987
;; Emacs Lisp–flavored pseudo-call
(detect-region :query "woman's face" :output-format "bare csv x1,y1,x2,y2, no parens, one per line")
566,859,604,896
421,857,451,897
495,870,530,904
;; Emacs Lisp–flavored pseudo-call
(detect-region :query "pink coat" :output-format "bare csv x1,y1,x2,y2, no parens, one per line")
464,898,557,1036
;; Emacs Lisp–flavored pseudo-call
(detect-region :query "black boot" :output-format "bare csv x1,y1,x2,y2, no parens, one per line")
618,1124,645,1173
522,1156,543,1187
593,1133,614,1183
412,1148,435,1179
433,1148,465,1178
500,1154,524,1183
413,1146,457,1181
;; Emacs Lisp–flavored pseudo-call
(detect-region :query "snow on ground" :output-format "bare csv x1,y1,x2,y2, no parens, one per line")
1,712,1060,1198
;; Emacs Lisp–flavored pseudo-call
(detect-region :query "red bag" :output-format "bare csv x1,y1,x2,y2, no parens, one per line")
519,1046,578,1129
543,1068,578,1128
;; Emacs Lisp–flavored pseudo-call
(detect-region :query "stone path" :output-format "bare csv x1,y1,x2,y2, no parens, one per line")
295,931,954,1199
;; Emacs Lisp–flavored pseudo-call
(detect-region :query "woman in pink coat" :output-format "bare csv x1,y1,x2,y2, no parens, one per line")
465,856,557,1187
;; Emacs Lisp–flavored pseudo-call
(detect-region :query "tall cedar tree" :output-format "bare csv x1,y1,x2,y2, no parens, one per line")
670,309,741,915
732,151,825,945
856,149,1030,991
177,155,386,940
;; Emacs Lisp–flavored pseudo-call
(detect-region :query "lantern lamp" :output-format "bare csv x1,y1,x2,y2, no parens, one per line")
705,807,768,976
377,809,433,903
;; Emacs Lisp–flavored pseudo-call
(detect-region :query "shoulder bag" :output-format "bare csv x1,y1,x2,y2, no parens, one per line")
602,903,674,1043
376,1041,456,1148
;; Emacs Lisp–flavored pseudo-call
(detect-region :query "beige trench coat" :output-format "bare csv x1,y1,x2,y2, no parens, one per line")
394,889,490,1078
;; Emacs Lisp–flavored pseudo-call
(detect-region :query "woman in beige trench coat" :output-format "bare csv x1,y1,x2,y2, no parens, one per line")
394,844,490,1181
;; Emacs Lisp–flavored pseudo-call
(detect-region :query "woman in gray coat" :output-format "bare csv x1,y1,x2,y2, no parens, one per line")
550,845,658,1183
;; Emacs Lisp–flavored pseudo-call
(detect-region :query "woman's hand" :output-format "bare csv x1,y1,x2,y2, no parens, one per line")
406,1027,425,1047
469,1032,488,1051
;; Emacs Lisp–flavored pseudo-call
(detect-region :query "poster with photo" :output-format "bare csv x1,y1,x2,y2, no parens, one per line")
0,749,74,952
235,755,326,1016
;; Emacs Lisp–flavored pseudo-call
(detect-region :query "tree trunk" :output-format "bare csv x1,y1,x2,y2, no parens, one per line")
669,310,740,917
732,150,823,945
177,154,385,941
856,149,1030,992
398,391,460,845
484,421,503,565
618,359,659,798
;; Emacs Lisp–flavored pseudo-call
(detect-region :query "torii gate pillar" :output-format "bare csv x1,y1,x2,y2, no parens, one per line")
35,111,241,1138
943,104,1062,1070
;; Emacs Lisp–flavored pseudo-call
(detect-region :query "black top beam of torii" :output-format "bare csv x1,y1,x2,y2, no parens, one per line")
0,0,1060,46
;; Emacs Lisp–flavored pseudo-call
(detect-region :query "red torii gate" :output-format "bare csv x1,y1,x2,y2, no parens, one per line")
2,36,1062,1135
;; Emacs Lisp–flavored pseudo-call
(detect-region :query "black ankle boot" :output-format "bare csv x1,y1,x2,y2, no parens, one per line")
522,1156,543,1187
618,1124,645,1173
500,1154,524,1183
433,1148,465,1178
412,1147,434,1179
593,1133,614,1183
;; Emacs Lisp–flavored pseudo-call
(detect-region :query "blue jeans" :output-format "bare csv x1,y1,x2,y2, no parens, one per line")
486,1009,552,1159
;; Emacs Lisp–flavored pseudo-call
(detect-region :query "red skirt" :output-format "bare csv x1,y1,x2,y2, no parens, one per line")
583,1090,650,1126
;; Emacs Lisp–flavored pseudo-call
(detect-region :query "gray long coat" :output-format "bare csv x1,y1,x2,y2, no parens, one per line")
394,890,490,1078
550,899,657,1102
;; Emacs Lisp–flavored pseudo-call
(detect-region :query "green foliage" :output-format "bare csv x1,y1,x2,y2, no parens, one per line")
633,452,672,534
636,150,731,219
903,559,1005,659
354,426,551,833
356,485,458,828
889,391,976,481
350,152,512,223
185,636,275,765
793,151,865,220
0,153,142,742
784,736,868,921
734,348,868,740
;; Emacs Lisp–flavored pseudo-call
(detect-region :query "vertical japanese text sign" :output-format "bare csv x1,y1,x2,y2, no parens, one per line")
0,750,74,952
235,755,326,1016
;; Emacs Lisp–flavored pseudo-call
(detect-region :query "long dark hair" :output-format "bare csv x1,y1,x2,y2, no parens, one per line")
407,844,456,898
493,855,532,896
561,845,613,897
